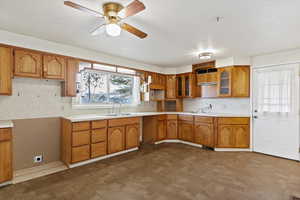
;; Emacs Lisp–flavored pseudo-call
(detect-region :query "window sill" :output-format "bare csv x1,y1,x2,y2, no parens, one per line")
72,104,140,110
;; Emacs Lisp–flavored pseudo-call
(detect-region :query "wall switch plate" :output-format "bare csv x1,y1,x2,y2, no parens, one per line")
34,155,43,163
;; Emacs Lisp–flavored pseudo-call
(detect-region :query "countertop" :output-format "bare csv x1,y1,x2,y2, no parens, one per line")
0,120,14,128
64,112,251,122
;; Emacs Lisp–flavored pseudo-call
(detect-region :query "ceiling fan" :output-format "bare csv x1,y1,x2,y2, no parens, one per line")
64,0,148,39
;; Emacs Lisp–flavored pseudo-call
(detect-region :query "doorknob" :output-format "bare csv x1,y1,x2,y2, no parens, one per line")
253,116,258,119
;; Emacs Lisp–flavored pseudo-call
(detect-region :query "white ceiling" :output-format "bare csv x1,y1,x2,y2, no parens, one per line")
0,0,300,68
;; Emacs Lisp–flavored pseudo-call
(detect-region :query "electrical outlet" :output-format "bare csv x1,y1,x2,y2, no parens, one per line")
34,155,43,163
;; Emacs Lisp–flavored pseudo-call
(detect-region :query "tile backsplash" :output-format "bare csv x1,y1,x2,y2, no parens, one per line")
183,98,251,115
0,78,156,120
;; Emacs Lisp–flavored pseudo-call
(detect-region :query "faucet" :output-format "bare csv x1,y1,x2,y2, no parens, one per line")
196,104,213,113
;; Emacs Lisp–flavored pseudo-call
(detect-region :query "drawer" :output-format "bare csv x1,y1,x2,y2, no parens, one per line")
178,115,194,121
218,117,249,125
157,115,166,120
72,145,90,163
108,117,140,127
0,128,12,141
194,116,214,124
91,128,107,143
72,122,90,131
166,115,177,120
91,142,107,158
72,130,90,147
91,120,107,129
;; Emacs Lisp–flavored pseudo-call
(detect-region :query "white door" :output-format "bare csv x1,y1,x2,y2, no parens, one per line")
252,64,300,160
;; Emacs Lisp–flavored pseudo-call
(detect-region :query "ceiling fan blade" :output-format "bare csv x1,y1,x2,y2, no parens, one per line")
118,0,145,18
91,24,106,36
121,23,147,39
64,1,104,17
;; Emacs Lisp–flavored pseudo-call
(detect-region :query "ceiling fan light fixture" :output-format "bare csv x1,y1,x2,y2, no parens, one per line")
106,23,121,37
199,52,213,60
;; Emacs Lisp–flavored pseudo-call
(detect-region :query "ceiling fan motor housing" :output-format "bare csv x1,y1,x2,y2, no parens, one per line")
103,2,123,17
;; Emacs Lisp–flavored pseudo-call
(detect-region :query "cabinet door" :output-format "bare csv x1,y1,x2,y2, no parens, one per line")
62,58,78,97
176,76,183,97
184,75,190,97
194,123,214,147
166,75,176,99
178,121,194,142
125,124,140,149
43,55,66,80
167,120,178,139
91,142,107,158
157,120,167,141
14,50,42,78
0,141,12,183
72,145,90,163
108,126,125,154
217,67,232,97
232,66,250,97
0,47,12,95
216,125,249,148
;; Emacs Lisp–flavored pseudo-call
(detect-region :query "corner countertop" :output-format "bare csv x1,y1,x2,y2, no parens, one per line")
0,120,14,128
63,112,251,122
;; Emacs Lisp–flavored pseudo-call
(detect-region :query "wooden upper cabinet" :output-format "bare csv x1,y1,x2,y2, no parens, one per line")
217,66,250,98
62,58,78,97
217,67,232,97
166,75,176,99
176,73,200,98
0,47,13,95
108,126,125,154
148,72,166,90
125,124,140,149
14,49,42,78
43,55,66,80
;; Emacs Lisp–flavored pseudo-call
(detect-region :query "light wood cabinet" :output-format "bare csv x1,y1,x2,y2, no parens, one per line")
91,142,107,158
167,120,178,139
72,131,90,147
178,118,194,142
147,72,166,90
166,75,177,99
157,119,167,141
43,55,66,80
216,117,250,148
194,123,214,148
72,145,90,163
217,66,250,97
176,73,200,98
0,128,12,184
0,47,12,95
62,58,78,97
125,124,140,149
14,49,42,78
108,126,125,154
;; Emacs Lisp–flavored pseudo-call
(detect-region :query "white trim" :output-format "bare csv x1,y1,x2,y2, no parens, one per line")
13,161,67,184
155,140,203,148
0,181,12,188
214,148,252,152
68,147,139,168
252,61,300,69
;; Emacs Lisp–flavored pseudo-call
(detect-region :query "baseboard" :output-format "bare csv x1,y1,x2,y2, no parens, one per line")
68,147,139,168
13,161,68,184
0,181,12,188
155,140,203,148
214,148,252,152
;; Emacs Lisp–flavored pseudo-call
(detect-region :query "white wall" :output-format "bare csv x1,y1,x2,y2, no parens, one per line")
252,48,300,68
0,29,164,73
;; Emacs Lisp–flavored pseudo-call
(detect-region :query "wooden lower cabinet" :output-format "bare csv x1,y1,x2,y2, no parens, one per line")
72,145,90,163
91,142,107,158
216,117,250,148
72,130,90,147
0,128,12,183
125,124,140,149
178,121,194,142
157,119,167,141
194,123,214,147
167,120,178,139
108,126,125,154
